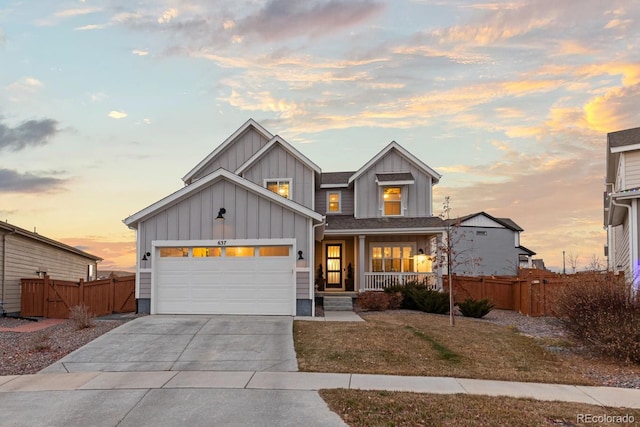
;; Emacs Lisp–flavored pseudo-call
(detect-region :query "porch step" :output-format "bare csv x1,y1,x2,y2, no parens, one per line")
323,296,353,311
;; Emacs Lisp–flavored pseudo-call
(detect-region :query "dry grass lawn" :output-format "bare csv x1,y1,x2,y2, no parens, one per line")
294,311,632,385
320,389,640,427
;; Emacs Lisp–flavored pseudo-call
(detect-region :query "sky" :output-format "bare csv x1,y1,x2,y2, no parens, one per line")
1,0,639,273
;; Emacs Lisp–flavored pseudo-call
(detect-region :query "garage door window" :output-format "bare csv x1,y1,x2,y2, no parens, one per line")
259,246,289,256
226,247,255,257
193,247,222,257
160,247,189,257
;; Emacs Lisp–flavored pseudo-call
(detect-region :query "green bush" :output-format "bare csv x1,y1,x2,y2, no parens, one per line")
386,282,449,314
553,273,640,364
457,298,494,318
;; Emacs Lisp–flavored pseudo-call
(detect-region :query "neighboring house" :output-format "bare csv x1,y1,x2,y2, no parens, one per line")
124,119,532,316
0,221,102,316
448,212,535,276
604,126,640,292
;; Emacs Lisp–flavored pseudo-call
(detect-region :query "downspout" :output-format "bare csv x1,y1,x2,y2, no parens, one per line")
311,217,326,317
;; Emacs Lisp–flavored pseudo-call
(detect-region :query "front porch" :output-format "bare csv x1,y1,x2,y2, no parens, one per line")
315,233,444,294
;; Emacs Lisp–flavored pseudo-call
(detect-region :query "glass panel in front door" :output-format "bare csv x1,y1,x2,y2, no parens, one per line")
326,244,342,289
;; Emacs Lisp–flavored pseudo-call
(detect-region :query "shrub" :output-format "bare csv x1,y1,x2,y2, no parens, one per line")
357,291,403,311
69,303,95,329
553,273,640,364
457,298,494,318
385,282,450,314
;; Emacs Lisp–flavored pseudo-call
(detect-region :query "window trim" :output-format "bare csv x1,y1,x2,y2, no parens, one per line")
264,178,292,199
381,186,405,217
326,190,342,214
369,242,417,273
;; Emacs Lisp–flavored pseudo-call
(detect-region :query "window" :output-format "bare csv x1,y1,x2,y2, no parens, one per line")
193,247,222,257
383,186,402,216
327,191,341,213
160,247,188,257
226,247,255,257
371,244,414,272
266,179,291,199
259,246,289,256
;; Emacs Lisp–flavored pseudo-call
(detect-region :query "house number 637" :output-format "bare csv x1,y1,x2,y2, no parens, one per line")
217,240,227,246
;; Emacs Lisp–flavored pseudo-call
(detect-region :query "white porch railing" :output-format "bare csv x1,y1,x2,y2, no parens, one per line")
362,272,439,291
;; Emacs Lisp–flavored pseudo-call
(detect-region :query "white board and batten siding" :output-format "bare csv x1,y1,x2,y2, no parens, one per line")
190,128,271,183
354,149,433,219
242,144,315,209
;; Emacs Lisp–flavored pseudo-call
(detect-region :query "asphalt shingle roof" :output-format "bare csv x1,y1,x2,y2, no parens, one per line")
325,215,446,231
608,127,640,148
375,172,414,182
321,172,356,185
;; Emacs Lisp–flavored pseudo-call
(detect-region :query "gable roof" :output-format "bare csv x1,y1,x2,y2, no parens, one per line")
348,141,441,185
124,168,323,228
235,135,321,175
182,119,274,184
454,212,523,232
0,221,102,261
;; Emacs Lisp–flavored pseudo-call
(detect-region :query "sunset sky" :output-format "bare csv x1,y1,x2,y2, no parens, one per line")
1,0,639,272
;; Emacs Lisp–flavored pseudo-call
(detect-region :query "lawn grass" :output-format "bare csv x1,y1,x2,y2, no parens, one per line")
294,311,612,385
320,389,640,427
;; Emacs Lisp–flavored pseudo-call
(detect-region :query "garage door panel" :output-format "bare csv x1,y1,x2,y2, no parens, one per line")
155,244,295,315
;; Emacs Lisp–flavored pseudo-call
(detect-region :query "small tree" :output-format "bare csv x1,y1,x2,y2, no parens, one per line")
437,196,483,326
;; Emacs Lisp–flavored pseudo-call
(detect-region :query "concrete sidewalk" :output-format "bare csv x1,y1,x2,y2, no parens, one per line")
1,371,639,409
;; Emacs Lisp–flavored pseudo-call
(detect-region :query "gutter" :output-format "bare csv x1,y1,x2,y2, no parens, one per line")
311,217,326,317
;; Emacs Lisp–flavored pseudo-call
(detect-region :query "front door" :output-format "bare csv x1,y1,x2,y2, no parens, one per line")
325,243,343,289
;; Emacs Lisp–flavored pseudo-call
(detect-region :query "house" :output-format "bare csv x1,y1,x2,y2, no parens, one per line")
0,221,102,316
604,126,640,292
123,119,531,316
447,212,535,276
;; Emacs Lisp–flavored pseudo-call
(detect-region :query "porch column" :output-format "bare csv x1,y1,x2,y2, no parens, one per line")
437,232,445,290
358,235,366,292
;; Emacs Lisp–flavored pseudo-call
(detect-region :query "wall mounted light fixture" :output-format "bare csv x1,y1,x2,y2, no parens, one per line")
142,252,151,261
216,208,226,220
297,250,304,260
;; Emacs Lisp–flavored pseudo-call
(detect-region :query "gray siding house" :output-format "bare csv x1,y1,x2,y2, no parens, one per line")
124,119,534,316
605,126,640,293
449,212,535,276
0,221,102,316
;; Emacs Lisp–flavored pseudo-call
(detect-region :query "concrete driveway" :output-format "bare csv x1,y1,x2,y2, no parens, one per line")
2,315,349,426
43,315,298,373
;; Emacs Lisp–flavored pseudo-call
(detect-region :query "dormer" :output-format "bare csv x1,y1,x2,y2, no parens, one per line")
235,135,321,210
348,141,441,219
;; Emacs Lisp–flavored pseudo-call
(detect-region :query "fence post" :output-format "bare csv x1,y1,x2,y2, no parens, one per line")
109,275,115,313
43,275,50,318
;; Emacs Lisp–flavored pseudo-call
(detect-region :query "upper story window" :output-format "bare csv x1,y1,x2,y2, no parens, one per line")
383,186,402,216
265,179,291,199
327,191,341,213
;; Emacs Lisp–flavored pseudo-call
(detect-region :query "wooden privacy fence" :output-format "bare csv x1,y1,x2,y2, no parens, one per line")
449,269,625,316
21,275,135,319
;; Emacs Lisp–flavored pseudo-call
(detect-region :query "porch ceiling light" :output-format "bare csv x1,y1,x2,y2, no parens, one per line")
216,208,226,220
